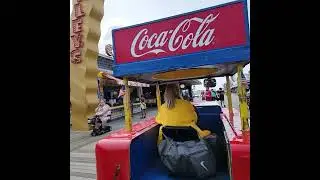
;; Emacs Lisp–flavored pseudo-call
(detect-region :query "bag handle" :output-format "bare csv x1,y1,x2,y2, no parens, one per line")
161,130,171,141
160,127,176,152
161,126,175,144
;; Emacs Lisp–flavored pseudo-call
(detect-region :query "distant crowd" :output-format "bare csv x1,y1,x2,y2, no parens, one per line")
201,87,225,107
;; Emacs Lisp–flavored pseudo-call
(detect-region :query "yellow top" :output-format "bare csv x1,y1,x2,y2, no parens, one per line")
155,99,211,143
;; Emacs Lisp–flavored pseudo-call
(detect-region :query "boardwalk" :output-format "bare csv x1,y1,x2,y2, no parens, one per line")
70,108,158,180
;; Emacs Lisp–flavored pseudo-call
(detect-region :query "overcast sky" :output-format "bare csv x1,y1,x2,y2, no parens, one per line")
70,0,250,89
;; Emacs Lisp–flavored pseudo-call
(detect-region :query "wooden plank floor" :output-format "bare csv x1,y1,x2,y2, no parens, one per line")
70,108,158,180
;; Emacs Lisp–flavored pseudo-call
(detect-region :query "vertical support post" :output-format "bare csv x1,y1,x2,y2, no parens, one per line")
226,76,234,125
237,65,249,131
123,77,132,132
156,84,161,110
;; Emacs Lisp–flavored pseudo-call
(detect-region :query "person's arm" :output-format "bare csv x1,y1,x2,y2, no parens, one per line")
190,123,211,138
185,102,211,137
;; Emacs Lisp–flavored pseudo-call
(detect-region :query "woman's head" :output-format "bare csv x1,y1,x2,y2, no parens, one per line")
164,84,180,109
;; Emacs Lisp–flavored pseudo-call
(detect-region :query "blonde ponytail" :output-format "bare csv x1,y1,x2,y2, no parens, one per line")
164,84,180,109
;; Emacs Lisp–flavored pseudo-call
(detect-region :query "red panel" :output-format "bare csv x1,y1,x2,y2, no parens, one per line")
95,118,157,180
230,139,250,180
221,107,250,180
96,137,131,180
114,2,247,64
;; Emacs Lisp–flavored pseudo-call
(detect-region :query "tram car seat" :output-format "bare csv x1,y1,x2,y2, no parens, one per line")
161,126,199,142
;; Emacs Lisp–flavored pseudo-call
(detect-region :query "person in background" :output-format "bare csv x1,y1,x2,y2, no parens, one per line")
182,89,190,101
217,88,225,107
205,87,212,101
129,89,135,117
130,102,134,117
211,89,217,101
156,84,212,143
201,91,205,100
140,96,147,119
95,100,112,128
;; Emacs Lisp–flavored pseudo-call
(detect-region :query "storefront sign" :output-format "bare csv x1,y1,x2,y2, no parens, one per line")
70,0,85,64
113,1,248,64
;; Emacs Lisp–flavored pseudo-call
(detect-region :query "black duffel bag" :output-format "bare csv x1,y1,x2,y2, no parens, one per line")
158,126,216,179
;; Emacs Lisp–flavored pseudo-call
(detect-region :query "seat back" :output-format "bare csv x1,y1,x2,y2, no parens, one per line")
196,105,224,136
162,126,199,142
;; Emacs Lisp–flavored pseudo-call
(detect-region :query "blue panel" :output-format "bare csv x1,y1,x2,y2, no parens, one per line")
130,125,159,180
196,106,224,137
243,0,250,43
197,105,222,114
113,46,249,77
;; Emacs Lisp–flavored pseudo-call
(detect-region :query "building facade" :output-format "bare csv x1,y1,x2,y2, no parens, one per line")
97,53,113,73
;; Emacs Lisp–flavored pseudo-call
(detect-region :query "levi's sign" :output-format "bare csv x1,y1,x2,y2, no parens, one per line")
113,1,248,64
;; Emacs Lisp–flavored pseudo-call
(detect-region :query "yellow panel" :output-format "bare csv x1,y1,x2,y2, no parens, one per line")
152,68,217,81
123,78,132,132
237,65,249,131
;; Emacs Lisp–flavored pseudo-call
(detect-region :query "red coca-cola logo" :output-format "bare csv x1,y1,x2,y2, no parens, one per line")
113,2,247,64
131,13,219,58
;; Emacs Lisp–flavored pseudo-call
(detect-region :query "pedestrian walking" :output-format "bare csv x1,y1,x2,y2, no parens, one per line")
217,88,225,107
205,87,212,101
211,89,217,101
140,97,147,119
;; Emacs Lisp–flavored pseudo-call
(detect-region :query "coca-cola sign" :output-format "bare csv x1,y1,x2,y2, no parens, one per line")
113,1,248,64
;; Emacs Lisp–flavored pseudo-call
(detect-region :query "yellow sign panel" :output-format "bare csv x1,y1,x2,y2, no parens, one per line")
152,68,217,81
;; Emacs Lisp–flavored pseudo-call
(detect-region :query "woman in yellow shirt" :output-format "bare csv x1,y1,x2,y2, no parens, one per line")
156,84,211,143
